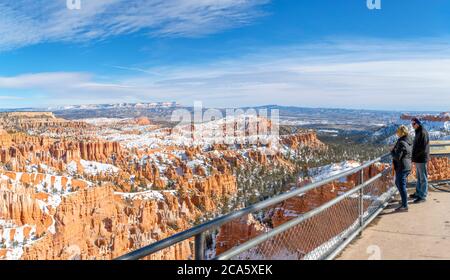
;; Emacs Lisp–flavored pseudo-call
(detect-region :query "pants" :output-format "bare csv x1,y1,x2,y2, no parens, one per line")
415,163,428,199
395,170,410,208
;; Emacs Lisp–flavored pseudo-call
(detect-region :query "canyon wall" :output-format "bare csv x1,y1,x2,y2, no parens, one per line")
1,169,236,260
0,132,123,170
281,131,325,150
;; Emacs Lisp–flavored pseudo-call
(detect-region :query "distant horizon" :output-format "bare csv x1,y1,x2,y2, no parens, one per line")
0,101,446,115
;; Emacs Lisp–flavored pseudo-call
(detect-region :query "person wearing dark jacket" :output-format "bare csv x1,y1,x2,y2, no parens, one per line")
410,118,430,203
391,125,413,211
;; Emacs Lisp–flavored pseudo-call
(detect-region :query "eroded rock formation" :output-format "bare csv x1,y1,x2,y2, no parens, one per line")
282,131,324,150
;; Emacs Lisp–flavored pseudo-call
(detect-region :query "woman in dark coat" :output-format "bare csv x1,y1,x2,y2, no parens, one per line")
391,125,413,212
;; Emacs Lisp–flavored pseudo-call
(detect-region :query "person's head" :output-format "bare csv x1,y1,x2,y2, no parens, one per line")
411,117,422,130
396,125,409,138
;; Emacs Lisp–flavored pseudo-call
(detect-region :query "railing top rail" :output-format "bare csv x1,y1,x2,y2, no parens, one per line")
430,141,450,156
430,143,450,147
430,140,450,145
430,153,450,157
430,143,450,148
116,152,391,260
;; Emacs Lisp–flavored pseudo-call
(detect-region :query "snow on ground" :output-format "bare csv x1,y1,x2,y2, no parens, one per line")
76,160,120,175
424,121,450,132
81,118,124,125
186,158,208,170
0,170,96,260
318,129,339,134
26,164,58,175
66,161,78,174
307,161,362,183
0,220,37,260
115,190,177,201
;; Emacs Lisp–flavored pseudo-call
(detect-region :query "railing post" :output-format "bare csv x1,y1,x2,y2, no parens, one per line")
359,169,364,227
195,232,206,260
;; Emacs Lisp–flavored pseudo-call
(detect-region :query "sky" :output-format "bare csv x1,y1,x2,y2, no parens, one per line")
0,0,449,111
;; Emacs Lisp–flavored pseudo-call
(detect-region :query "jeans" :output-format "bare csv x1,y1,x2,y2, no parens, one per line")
415,162,428,199
395,170,410,208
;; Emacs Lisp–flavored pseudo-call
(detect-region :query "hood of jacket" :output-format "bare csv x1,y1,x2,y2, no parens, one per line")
401,135,413,146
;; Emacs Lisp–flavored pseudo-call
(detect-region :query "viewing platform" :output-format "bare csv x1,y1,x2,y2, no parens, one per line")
338,141,450,260
337,189,450,260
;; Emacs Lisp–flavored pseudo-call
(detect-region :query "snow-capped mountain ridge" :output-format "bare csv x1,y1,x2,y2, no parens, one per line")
47,102,179,111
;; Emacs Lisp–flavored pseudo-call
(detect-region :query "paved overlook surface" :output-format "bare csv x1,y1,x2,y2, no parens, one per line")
338,189,450,260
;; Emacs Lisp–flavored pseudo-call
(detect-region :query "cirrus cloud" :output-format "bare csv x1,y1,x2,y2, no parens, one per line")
0,0,269,51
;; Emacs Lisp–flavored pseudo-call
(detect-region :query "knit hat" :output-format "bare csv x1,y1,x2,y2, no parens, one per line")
411,117,422,126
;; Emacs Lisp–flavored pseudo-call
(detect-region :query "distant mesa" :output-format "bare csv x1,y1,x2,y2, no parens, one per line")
401,112,450,122
2,112,56,119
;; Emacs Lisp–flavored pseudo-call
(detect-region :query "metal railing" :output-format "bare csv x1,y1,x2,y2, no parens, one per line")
428,141,450,188
117,153,394,260
430,141,450,158
216,162,395,260
117,141,449,261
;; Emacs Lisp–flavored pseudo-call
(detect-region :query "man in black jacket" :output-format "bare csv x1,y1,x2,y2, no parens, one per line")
410,118,430,203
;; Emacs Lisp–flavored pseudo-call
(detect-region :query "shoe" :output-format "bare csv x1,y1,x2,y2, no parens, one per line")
395,206,409,212
409,193,419,199
413,198,426,204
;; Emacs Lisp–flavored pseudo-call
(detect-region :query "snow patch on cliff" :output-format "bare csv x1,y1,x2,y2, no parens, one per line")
307,161,361,183
115,190,177,201
68,160,120,176
0,221,37,260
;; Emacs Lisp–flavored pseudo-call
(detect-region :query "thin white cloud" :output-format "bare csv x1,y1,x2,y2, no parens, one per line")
0,72,91,88
0,0,269,51
0,95,25,100
1,40,450,111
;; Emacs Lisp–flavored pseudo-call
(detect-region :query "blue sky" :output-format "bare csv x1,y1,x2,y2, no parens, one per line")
0,0,449,111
